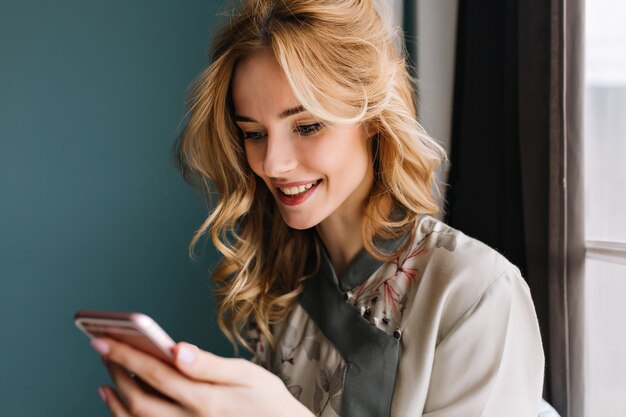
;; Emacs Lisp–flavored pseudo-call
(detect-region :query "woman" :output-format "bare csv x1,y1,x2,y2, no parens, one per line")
90,0,545,415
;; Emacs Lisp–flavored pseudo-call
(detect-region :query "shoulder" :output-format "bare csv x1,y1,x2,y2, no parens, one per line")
408,214,514,290
402,215,530,341
390,217,544,416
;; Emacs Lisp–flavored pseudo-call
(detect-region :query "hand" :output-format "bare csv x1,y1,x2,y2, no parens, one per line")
91,337,314,417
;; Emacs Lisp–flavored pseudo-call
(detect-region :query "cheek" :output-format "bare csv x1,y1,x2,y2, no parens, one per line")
244,142,266,177
306,132,369,180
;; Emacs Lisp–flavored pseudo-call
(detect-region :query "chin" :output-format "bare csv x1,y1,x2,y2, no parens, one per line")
279,212,323,231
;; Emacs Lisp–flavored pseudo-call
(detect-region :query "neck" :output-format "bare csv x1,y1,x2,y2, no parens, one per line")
315,145,375,278
315,171,374,277
316,212,363,278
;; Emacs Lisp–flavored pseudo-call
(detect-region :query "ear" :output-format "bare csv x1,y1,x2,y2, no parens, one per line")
363,121,377,139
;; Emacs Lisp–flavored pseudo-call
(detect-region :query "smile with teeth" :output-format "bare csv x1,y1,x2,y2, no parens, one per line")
279,180,321,196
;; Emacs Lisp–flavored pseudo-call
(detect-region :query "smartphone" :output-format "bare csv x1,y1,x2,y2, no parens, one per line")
74,310,176,363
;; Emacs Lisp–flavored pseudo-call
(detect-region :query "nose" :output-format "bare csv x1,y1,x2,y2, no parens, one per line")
262,132,298,178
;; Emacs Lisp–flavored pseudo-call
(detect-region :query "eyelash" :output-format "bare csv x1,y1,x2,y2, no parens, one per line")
241,122,325,141
296,122,324,136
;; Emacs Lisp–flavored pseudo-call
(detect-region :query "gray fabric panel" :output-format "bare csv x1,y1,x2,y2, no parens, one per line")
299,247,401,417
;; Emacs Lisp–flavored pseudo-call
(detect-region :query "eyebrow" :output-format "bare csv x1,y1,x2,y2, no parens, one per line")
234,105,305,123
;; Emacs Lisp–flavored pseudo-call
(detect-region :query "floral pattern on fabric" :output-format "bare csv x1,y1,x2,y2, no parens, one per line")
347,216,458,336
313,365,346,415
249,305,346,417
246,320,269,367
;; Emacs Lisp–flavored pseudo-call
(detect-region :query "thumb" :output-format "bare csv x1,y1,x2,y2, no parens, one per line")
173,342,258,385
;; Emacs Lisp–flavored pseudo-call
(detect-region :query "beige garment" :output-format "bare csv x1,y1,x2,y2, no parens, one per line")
250,215,545,417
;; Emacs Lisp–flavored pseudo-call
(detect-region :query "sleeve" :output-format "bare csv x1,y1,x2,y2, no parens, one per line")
422,264,545,417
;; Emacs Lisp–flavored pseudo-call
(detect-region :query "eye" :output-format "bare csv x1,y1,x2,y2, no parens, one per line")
242,131,267,141
295,122,324,136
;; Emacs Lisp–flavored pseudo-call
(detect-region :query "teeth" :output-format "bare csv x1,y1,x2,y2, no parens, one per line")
280,181,317,196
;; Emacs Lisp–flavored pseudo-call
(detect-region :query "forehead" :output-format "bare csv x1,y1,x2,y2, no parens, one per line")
231,49,301,119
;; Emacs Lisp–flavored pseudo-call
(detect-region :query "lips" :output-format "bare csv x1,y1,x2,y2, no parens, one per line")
274,179,322,206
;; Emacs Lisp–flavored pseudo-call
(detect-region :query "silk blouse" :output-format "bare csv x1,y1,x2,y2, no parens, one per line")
249,214,545,417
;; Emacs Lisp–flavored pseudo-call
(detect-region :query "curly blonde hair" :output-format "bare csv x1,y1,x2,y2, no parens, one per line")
176,0,446,351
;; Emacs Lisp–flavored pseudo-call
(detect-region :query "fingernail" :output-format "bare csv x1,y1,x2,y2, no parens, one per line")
91,338,111,355
177,344,195,364
98,386,107,404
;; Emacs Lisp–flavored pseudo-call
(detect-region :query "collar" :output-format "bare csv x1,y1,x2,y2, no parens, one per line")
317,219,415,292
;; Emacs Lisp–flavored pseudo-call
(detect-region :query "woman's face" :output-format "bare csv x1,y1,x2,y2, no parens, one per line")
231,49,374,230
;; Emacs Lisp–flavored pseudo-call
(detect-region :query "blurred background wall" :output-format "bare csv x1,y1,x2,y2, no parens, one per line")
0,1,231,415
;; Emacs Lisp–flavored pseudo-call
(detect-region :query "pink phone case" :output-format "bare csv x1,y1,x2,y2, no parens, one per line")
74,310,176,363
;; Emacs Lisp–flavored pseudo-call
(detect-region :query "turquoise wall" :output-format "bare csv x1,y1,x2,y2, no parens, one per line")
0,1,232,415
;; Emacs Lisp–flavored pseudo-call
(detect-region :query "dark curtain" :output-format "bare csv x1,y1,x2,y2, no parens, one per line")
444,0,584,415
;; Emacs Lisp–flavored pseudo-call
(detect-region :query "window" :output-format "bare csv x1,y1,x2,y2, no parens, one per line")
583,0,626,415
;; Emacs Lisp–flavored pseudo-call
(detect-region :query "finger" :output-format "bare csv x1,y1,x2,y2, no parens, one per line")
93,337,197,410
106,365,189,417
173,342,268,385
100,385,133,417
107,362,165,404
104,360,174,403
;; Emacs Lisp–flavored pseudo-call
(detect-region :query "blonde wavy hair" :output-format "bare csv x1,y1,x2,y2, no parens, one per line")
176,0,446,351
